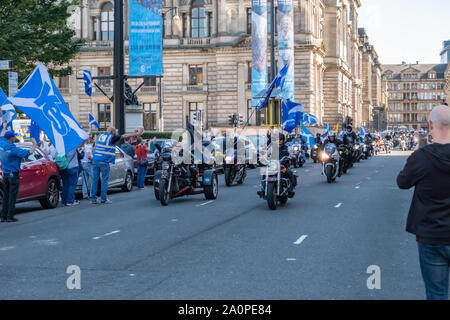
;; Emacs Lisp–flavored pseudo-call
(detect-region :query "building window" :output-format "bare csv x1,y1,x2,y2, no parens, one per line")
189,65,203,85
93,18,98,40
59,76,69,88
98,103,111,129
191,6,207,38
143,103,157,130
429,73,436,79
247,99,254,125
189,102,203,125
98,67,111,87
247,61,252,83
143,77,157,87
208,12,213,37
101,2,114,41
246,8,252,34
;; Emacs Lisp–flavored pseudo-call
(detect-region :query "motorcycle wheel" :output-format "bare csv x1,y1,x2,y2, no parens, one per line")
267,182,277,210
325,166,333,183
237,170,246,184
224,168,233,187
158,179,169,206
279,195,288,205
204,174,218,200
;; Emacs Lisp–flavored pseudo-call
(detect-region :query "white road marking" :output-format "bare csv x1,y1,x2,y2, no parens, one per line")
0,246,15,252
33,239,58,246
355,186,360,189
197,200,214,207
92,230,120,240
130,274,135,277
335,202,343,208
29,236,37,239
293,235,308,245
171,219,178,222
305,170,310,172
286,258,297,261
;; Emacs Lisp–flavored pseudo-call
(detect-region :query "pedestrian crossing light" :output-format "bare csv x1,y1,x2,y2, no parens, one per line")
238,113,244,127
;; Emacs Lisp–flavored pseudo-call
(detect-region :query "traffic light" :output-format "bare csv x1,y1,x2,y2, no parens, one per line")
228,114,235,127
238,113,244,127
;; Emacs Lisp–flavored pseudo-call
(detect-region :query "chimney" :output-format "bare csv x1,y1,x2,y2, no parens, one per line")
416,61,419,64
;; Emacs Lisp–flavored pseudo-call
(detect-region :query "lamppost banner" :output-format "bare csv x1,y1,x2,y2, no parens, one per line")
129,0,163,76
277,0,294,101
251,0,268,106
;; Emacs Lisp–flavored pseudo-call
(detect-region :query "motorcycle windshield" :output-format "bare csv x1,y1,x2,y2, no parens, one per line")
325,143,337,155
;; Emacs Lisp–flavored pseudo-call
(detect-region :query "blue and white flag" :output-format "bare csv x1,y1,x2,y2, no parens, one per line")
0,88,17,131
30,120,40,144
281,99,303,134
302,113,319,126
360,126,366,138
300,123,316,149
9,64,88,155
83,70,92,96
89,112,100,128
320,123,330,142
257,62,290,111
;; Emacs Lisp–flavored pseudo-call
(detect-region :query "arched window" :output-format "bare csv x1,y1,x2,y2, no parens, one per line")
101,2,114,40
191,0,206,38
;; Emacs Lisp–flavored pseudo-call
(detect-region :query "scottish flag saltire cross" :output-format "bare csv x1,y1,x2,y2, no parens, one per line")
302,113,319,126
281,100,303,134
83,70,92,96
9,64,88,155
360,126,366,138
0,88,17,131
300,123,316,149
89,112,100,128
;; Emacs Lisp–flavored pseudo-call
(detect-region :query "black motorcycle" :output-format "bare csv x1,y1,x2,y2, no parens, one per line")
311,144,320,163
223,150,247,186
287,141,305,168
257,156,297,210
154,149,218,206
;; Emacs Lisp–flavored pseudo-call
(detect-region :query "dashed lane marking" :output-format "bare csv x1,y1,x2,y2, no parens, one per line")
335,203,343,208
92,230,120,240
294,235,308,245
197,200,214,207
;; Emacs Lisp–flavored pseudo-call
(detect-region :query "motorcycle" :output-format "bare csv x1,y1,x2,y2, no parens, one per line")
400,139,407,151
409,137,419,150
384,140,392,154
154,149,218,206
320,143,341,183
223,150,247,186
287,141,305,168
257,156,297,210
311,144,320,163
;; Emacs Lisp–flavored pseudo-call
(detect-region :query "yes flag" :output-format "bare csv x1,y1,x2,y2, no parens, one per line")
10,64,88,155
89,112,100,128
83,70,92,96
281,100,303,134
30,121,40,144
302,113,318,126
300,123,316,149
0,88,17,131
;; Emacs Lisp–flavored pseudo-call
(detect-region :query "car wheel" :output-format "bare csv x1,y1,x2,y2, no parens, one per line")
121,171,133,192
40,178,60,209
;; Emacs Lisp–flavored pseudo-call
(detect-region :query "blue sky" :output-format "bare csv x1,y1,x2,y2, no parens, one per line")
358,0,450,64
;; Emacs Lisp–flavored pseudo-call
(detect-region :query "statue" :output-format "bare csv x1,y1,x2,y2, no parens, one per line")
124,82,139,106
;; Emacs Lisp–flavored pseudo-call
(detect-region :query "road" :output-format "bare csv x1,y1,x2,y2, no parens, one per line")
0,150,425,299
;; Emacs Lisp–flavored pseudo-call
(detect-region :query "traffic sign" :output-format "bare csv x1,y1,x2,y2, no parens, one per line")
8,71,18,96
0,60,11,70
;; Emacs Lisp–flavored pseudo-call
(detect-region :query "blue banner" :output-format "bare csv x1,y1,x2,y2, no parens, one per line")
277,0,294,101
129,0,163,76
9,64,88,155
0,88,17,131
251,0,268,106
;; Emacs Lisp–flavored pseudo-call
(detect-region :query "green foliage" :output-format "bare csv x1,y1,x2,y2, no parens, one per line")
0,0,84,91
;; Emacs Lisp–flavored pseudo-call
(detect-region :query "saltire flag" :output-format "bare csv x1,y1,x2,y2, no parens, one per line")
320,123,330,142
257,62,290,111
0,88,17,131
30,120,40,144
360,126,367,138
89,112,100,128
281,100,303,134
83,70,92,96
302,113,319,126
300,122,316,149
9,64,88,155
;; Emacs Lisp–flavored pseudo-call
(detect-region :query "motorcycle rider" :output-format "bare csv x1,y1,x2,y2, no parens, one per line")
321,131,344,177
341,125,357,166
315,133,322,145
276,133,296,197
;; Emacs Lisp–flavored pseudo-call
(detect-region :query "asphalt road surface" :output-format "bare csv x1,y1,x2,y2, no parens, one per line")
0,150,426,299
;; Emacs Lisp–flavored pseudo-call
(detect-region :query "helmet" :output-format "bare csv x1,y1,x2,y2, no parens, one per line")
328,131,336,137
278,133,285,142
316,133,321,137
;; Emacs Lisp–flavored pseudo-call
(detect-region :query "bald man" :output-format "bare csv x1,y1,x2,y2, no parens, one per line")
397,105,450,300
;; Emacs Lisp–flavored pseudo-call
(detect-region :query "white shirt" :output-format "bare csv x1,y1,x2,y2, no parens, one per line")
82,144,92,163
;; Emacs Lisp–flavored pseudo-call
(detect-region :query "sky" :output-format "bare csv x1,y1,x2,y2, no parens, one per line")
358,0,450,65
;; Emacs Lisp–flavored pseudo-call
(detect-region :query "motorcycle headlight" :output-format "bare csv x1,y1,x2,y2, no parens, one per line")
355,145,359,150
321,152,330,160
294,146,299,151
313,145,318,150
414,138,418,142
162,162,170,170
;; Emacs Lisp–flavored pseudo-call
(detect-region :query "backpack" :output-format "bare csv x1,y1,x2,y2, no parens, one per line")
55,153,69,170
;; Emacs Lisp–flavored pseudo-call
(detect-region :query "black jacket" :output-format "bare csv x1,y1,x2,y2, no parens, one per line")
397,143,450,244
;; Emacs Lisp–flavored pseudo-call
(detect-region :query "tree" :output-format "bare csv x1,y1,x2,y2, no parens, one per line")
0,0,84,93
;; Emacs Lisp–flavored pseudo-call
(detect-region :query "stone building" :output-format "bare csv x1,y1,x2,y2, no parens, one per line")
62,0,373,131
382,62,448,130
358,28,384,130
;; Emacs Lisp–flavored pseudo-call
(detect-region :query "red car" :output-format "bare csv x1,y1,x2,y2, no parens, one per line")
0,143,60,210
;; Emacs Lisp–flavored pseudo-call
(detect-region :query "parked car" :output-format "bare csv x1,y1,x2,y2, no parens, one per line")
0,143,60,210
77,146,134,194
